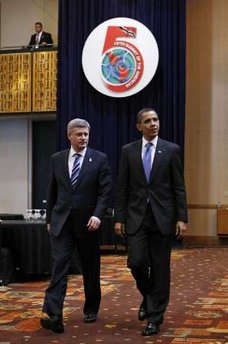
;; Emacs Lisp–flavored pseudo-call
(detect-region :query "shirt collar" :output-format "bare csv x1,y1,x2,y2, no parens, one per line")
70,146,87,158
142,136,158,149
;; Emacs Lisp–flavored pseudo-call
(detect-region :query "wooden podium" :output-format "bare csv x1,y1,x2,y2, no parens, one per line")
217,207,228,236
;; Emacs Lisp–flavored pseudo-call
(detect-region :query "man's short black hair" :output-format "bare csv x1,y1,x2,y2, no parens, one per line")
35,22,43,27
136,108,158,124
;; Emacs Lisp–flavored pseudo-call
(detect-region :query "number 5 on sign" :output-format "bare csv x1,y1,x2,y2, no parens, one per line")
101,26,144,92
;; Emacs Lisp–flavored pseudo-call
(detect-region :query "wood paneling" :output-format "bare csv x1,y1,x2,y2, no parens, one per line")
217,207,228,235
0,53,31,113
0,50,57,114
32,51,57,112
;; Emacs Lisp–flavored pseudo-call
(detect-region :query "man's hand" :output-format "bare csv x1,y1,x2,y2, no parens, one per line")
175,221,187,239
114,222,125,237
87,216,101,231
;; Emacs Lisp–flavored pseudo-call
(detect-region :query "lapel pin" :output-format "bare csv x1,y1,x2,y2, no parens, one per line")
158,150,162,154
89,158,92,162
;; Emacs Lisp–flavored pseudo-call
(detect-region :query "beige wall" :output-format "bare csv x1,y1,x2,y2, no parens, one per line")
0,120,30,215
186,0,228,236
0,0,58,47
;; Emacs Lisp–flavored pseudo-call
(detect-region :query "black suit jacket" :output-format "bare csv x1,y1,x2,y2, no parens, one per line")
46,148,112,237
115,138,188,235
28,31,53,47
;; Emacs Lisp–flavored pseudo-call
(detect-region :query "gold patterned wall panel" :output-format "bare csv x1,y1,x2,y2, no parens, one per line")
0,53,31,113
32,51,57,112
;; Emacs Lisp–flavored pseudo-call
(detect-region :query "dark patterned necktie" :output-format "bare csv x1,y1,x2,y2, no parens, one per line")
71,153,81,186
143,142,152,182
35,34,39,44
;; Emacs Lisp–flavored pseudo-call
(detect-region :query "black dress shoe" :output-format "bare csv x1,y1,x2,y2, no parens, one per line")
142,322,160,336
40,315,64,333
138,306,148,321
84,313,97,323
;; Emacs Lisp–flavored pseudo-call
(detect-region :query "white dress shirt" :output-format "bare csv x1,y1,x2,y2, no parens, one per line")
68,147,86,177
36,31,43,44
141,136,158,168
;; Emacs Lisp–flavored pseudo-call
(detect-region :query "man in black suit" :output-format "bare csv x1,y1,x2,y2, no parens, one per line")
40,118,112,333
114,108,188,336
28,22,53,47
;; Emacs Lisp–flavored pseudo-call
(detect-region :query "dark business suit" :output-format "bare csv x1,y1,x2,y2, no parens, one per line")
115,138,188,324
28,31,53,47
42,147,112,317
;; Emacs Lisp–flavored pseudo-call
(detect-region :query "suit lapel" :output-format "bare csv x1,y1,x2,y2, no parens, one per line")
133,140,148,182
63,150,72,189
72,148,92,191
149,138,164,182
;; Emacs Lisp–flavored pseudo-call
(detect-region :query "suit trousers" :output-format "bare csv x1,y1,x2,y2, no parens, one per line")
127,204,172,324
42,212,101,317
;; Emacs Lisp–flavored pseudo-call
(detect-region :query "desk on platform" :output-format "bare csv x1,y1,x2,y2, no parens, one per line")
0,216,119,275
0,213,24,220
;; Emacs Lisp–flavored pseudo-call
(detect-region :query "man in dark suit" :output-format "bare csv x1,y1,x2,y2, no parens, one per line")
28,22,53,47
40,118,112,333
114,108,188,336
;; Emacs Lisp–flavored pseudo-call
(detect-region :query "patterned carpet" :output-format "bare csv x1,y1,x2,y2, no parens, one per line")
0,247,227,344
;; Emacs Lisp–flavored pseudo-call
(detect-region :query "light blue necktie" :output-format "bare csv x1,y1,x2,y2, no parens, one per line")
143,142,152,182
71,153,81,186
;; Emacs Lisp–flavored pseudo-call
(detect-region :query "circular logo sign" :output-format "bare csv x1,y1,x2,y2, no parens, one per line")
82,17,159,98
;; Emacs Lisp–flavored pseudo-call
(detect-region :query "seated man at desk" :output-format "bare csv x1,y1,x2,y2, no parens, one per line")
28,22,53,48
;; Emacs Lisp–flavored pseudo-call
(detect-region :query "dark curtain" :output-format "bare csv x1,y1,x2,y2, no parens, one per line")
57,0,186,189
32,121,57,208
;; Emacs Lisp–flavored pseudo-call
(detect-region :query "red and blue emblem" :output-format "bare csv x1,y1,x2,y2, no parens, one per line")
101,26,144,92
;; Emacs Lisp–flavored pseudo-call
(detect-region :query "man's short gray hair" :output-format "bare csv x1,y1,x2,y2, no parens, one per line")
67,118,90,134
